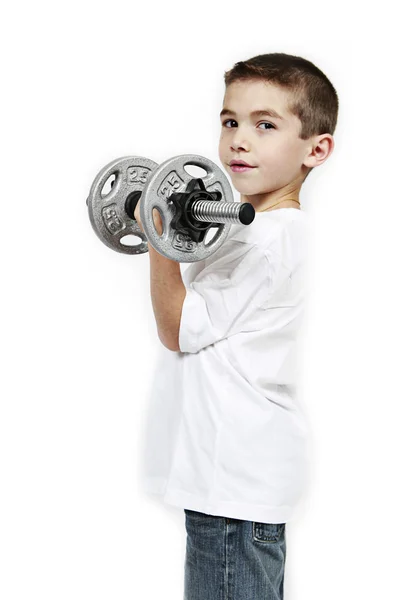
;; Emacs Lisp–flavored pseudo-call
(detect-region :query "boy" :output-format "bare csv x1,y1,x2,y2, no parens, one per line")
136,52,338,599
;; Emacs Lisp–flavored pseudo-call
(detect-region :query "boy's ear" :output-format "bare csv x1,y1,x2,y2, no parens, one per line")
304,134,335,170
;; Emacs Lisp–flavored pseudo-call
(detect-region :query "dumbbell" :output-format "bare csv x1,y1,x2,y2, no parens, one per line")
86,154,255,263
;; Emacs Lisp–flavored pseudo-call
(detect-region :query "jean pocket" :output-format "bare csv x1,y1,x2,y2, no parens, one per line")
252,522,285,543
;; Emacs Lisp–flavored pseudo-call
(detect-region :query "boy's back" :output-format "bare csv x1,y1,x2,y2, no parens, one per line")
139,206,311,524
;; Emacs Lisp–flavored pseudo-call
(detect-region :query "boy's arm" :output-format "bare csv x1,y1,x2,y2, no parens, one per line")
147,243,186,352
134,199,185,351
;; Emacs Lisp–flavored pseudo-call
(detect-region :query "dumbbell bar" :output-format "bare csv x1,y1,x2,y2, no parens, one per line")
86,154,255,263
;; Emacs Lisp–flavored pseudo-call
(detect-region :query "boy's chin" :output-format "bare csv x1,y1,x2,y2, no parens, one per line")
230,184,266,197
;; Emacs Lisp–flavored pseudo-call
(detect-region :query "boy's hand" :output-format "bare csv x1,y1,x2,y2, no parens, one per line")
134,198,163,237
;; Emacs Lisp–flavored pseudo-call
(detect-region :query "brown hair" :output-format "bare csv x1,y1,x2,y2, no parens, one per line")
223,52,339,180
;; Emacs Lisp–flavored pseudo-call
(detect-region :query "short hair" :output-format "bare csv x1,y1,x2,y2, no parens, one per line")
223,53,339,180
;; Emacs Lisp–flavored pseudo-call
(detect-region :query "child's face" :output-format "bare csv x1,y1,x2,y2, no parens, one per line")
218,80,315,198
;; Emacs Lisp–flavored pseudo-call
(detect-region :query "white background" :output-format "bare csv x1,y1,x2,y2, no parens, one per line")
1,2,399,598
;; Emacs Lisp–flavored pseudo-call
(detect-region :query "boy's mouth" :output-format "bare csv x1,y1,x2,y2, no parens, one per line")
230,164,256,172
229,159,255,167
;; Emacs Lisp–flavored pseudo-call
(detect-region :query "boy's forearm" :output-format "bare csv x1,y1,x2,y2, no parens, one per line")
148,243,186,351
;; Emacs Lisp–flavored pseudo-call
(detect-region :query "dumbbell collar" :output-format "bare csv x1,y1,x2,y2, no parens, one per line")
169,178,221,244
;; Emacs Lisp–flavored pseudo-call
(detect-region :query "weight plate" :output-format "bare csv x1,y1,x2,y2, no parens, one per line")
140,154,234,262
87,155,158,255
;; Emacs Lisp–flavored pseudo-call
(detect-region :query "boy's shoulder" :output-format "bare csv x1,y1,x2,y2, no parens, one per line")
228,208,308,252
182,210,308,285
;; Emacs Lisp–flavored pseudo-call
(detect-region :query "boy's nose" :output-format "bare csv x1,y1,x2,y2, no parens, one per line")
230,134,250,152
231,141,249,152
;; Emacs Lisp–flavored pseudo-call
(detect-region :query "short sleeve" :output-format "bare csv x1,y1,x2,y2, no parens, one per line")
178,242,291,354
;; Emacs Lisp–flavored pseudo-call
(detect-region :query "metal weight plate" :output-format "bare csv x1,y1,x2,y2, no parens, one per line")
140,154,234,262
86,156,159,254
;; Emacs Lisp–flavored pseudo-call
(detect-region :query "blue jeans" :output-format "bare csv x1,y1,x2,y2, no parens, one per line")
184,509,286,600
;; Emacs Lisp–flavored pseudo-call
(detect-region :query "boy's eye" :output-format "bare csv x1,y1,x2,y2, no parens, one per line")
222,119,275,130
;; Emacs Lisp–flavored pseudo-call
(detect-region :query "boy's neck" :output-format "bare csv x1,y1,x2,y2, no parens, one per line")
241,196,301,212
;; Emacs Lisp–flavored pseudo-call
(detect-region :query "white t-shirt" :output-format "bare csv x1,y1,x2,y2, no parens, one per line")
138,208,312,524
